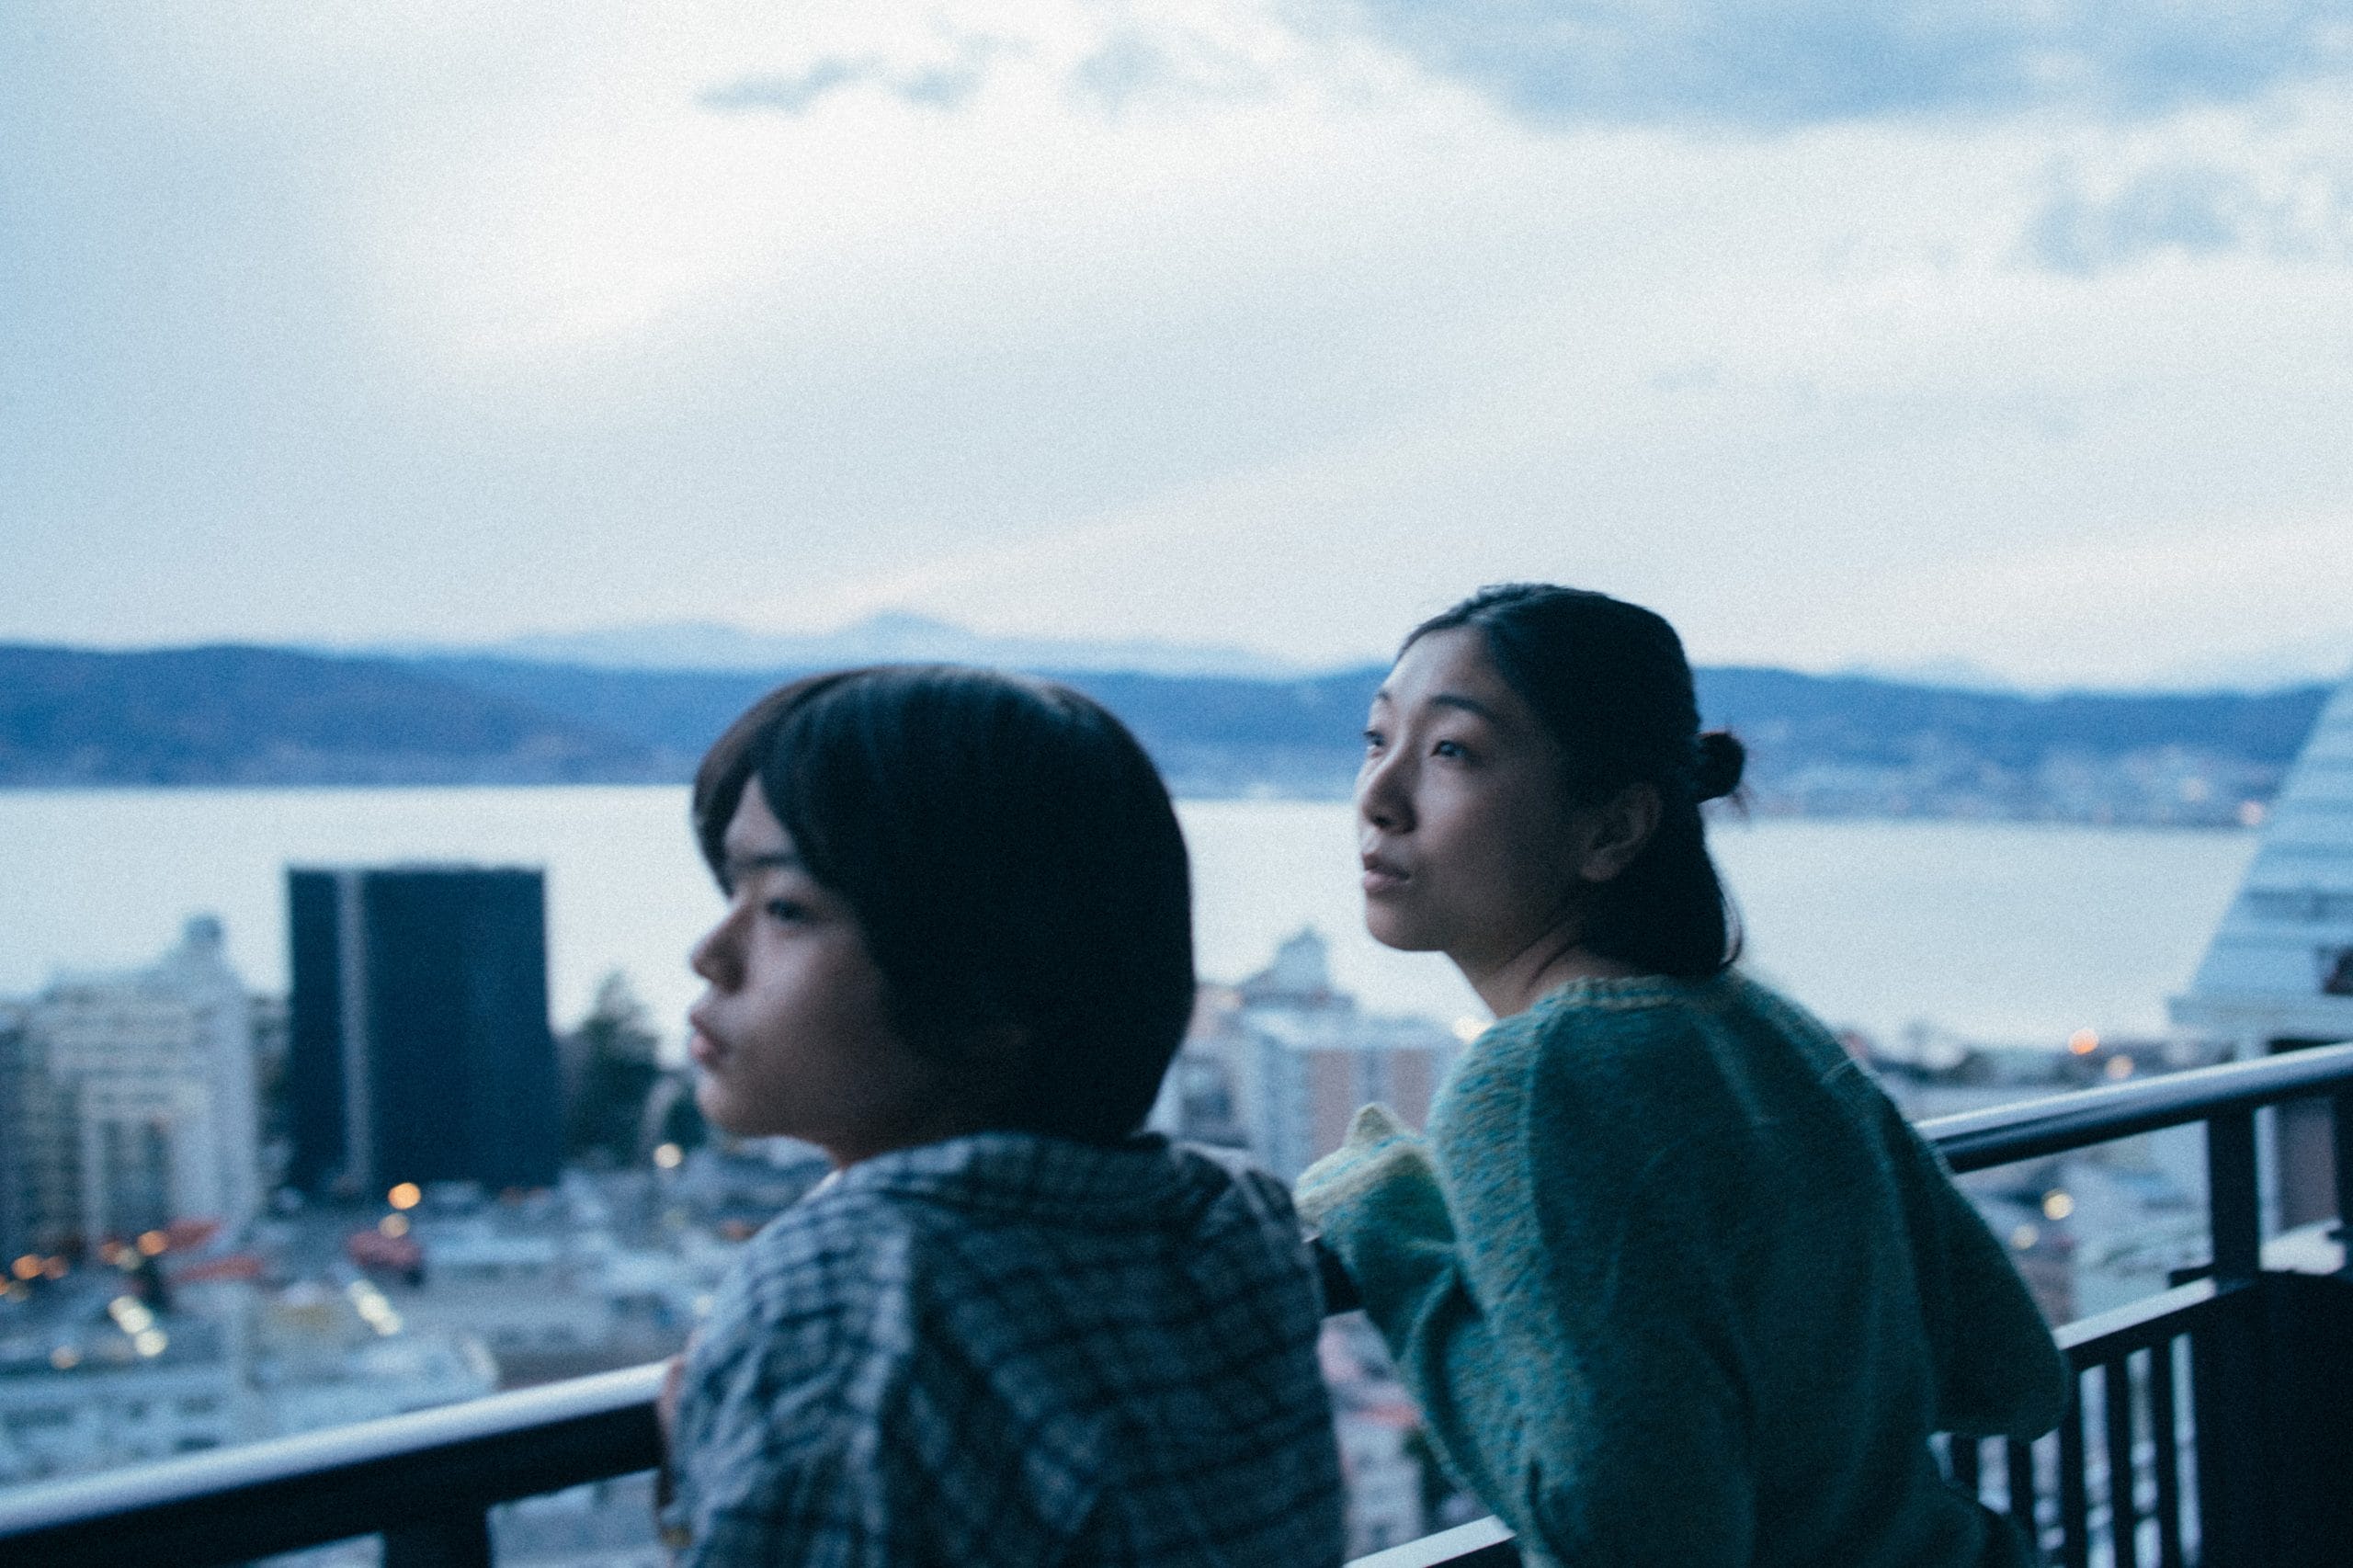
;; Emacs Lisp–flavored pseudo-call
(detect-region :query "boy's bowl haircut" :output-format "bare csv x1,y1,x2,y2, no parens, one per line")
693,665,1196,1145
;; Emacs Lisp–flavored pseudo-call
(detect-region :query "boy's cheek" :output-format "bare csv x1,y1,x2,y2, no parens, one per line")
693,1069,758,1137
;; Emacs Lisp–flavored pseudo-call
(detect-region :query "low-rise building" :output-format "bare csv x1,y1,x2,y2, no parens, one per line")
1180,930,1461,1181
6,917,263,1256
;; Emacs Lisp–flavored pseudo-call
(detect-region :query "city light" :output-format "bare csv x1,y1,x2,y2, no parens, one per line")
2106,1054,2136,1080
108,1295,155,1335
379,1213,410,1238
2010,1223,2040,1251
653,1142,684,1170
48,1346,80,1371
132,1329,168,1358
10,1254,40,1281
347,1279,404,1336
2042,1190,2075,1221
136,1229,169,1256
41,1256,67,1279
2068,1028,2099,1055
387,1182,422,1210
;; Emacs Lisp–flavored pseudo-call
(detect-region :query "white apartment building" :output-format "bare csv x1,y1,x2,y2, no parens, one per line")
1212,930,1462,1182
23,915,264,1248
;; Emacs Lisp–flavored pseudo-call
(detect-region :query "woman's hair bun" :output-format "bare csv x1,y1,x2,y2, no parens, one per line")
1694,730,1745,802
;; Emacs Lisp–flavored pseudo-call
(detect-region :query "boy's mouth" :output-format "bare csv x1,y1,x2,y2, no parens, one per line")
687,1012,728,1068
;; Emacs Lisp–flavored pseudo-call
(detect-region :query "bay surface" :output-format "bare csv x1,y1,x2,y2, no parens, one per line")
0,789,2256,1053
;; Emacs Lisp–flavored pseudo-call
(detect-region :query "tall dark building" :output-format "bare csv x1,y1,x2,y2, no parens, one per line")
288,866,562,1198
0,1003,31,1261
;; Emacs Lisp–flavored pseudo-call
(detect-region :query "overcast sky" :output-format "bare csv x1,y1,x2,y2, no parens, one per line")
5,1,2351,687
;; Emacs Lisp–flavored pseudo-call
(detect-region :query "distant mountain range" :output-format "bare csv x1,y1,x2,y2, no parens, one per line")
0,645,662,787
0,641,2333,824
351,612,1305,680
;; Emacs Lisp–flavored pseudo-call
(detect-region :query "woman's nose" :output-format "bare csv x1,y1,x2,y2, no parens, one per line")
1357,751,1411,832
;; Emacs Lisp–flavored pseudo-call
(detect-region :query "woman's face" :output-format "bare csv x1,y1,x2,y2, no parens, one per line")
1356,627,1593,976
687,783,957,1165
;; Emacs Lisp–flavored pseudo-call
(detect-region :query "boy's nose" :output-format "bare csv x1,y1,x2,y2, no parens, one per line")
688,915,738,989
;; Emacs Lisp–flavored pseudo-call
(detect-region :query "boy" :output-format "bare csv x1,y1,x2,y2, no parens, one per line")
659,666,1344,1567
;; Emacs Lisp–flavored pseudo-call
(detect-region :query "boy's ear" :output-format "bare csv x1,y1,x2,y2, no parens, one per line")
957,1023,1035,1126
961,1022,1032,1076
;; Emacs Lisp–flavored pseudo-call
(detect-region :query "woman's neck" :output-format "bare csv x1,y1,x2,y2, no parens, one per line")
1459,925,1643,1019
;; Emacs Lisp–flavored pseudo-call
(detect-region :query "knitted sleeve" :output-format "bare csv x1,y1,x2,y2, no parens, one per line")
1887,1104,2070,1438
1299,1036,1757,1568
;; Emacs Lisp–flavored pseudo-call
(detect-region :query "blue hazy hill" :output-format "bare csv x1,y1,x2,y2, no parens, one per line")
0,644,662,786
372,653,2336,821
0,642,2330,819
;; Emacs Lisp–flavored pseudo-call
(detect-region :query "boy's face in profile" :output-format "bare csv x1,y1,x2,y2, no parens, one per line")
687,785,961,1167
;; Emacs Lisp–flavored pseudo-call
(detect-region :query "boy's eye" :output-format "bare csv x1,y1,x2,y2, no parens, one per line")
1433,739,1468,760
1362,727,1386,751
764,898,810,925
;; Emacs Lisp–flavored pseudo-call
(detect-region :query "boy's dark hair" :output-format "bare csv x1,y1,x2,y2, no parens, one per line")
693,665,1195,1143
1406,584,1745,979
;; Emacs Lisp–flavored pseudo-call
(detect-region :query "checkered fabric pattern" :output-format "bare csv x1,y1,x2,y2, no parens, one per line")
663,1132,1346,1568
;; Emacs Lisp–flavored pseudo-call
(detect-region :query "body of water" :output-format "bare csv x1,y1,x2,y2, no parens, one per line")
0,789,2257,1054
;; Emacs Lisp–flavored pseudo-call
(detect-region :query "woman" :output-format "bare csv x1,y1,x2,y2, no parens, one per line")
1297,585,2065,1568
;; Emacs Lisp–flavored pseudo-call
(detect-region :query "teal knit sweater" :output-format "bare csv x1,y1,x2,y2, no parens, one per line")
1296,971,2066,1568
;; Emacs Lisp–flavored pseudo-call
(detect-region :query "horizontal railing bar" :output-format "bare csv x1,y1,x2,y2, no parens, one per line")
1347,1514,1518,1567
10,1044,2353,1562
2053,1278,2234,1367
0,1362,665,1568
1923,1040,2353,1173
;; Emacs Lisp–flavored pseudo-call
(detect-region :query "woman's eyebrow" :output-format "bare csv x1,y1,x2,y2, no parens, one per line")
1429,692,1500,722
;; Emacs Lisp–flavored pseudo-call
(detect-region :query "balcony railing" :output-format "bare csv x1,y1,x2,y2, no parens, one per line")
7,1042,2353,1568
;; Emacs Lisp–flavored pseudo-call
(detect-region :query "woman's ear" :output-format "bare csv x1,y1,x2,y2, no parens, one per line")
1575,782,1662,883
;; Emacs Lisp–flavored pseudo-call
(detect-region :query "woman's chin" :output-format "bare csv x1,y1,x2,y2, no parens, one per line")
1362,904,1444,954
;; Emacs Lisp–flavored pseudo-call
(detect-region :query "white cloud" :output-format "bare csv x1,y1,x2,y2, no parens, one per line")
4,0,2351,685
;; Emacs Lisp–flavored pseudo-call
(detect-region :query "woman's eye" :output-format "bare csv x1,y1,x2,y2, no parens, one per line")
1433,739,1470,761
764,898,809,924
1362,728,1386,751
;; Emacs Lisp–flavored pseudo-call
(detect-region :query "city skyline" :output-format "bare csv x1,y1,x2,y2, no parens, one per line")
6,4,2352,689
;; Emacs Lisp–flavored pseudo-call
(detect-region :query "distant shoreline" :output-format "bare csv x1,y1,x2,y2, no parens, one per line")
0,776,2268,833
2,642,2325,827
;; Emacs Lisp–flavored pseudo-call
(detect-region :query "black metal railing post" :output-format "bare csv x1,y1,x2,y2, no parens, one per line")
2333,1089,2353,1275
2193,1108,2269,1567
383,1508,493,1568
2208,1109,2261,1288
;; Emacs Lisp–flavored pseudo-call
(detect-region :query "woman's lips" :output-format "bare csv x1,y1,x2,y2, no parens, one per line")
1360,855,1409,896
688,1018,727,1070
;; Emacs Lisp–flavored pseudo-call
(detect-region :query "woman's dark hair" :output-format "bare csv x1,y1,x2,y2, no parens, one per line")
1406,584,1745,979
692,665,1195,1143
